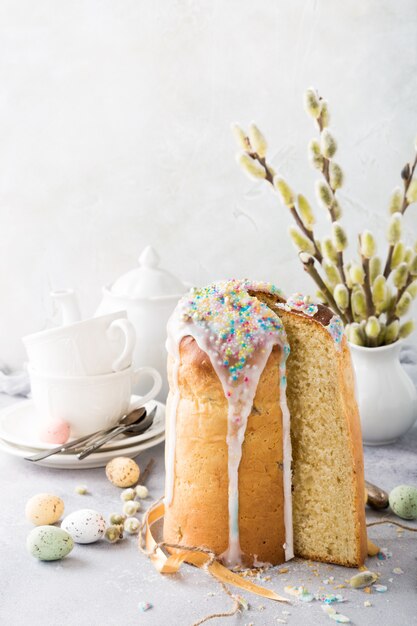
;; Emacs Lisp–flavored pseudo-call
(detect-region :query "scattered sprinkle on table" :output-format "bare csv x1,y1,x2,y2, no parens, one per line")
321,604,351,623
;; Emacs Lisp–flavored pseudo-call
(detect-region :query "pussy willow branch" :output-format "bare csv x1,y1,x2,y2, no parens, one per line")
245,145,347,319
361,255,375,319
384,152,417,279
387,273,414,325
397,274,413,302
401,152,417,213
250,151,323,264
251,147,350,321
301,256,348,324
316,106,353,323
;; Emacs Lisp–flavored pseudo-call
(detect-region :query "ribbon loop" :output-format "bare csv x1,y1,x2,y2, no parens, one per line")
141,500,290,604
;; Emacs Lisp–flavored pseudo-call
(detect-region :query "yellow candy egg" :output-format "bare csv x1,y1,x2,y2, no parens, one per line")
105,457,140,488
25,493,65,526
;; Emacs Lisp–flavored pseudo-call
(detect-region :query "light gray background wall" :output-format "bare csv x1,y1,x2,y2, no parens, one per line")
1,0,417,369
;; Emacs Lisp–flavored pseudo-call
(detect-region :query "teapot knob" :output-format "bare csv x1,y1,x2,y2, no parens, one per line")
138,245,160,269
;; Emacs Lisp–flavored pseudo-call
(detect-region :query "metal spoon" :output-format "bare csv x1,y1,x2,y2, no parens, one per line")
25,407,146,462
77,406,157,460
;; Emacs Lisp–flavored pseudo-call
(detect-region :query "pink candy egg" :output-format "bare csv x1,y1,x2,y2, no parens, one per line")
39,420,70,444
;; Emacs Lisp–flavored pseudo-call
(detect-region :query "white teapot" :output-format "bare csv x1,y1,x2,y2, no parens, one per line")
95,246,188,401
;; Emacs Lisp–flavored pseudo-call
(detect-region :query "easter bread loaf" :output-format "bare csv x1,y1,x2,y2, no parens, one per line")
163,280,367,568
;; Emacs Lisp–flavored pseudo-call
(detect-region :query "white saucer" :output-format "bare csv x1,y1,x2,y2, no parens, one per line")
0,432,165,469
0,396,165,451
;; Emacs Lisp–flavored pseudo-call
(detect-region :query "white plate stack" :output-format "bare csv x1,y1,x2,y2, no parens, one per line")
0,397,165,469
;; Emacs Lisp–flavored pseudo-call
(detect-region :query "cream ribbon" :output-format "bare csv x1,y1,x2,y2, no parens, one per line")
142,500,290,604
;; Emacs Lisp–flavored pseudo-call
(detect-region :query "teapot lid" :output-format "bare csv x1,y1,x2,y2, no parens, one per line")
109,246,187,299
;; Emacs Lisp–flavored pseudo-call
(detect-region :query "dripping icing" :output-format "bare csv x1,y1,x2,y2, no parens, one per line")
165,279,293,565
326,315,344,349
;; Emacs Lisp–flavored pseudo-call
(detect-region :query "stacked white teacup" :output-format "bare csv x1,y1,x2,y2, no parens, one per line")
23,311,162,440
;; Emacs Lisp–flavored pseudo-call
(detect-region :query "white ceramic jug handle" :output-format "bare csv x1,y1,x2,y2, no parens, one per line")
107,319,136,371
130,366,162,406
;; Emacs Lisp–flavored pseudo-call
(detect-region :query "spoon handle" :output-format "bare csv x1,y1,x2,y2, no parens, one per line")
25,427,111,462
77,407,156,460
77,425,129,460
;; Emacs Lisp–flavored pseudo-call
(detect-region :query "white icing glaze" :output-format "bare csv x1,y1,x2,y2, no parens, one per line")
165,280,293,567
280,361,294,562
326,315,344,349
164,326,181,507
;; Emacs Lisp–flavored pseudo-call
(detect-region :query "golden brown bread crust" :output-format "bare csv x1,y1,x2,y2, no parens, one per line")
163,337,286,565
338,336,367,566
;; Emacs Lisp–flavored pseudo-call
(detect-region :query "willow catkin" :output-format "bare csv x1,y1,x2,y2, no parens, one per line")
304,87,321,118
320,100,330,127
322,237,338,263
297,194,315,230
392,263,409,289
405,178,417,204
231,124,249,151
323,261,341,286
308,139,324,171
332,199,343,220
396,292,412,317
399,320,415,339
288,226,315,254
315,180,333,209
274,177,295,207
329,162,344,189
350,263,365,285
377,323,386,345
320,129,337,159
388,187,403,214
407,279,417,298
248,123,267,158
387,212,403,245
360,231,376,259
334,284,349,310
236,152,266,179
385,320,400,344
372,275,388,311
370,256,382,283
349,323,365,346
352,289,366,319
391,242,406,268
365,316,380,339
409,254,417,276
332,222,348,252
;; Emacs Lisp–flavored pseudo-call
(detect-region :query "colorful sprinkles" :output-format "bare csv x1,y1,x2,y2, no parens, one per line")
283,292,319,317
179,279,288,386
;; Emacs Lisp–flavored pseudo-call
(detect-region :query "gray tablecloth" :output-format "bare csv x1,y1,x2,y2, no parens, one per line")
1,392,417,626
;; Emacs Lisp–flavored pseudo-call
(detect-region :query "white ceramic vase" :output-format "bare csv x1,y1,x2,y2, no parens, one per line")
349,341,417,445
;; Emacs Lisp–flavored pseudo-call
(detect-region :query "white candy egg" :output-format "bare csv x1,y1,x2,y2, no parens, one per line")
61,509,106,544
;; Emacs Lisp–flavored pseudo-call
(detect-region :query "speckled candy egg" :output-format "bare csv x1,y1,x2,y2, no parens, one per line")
105,457,140,488
25,493,65,526
27,525,74,561
389,484,417,520
39,419,70,444
61,509,106,544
